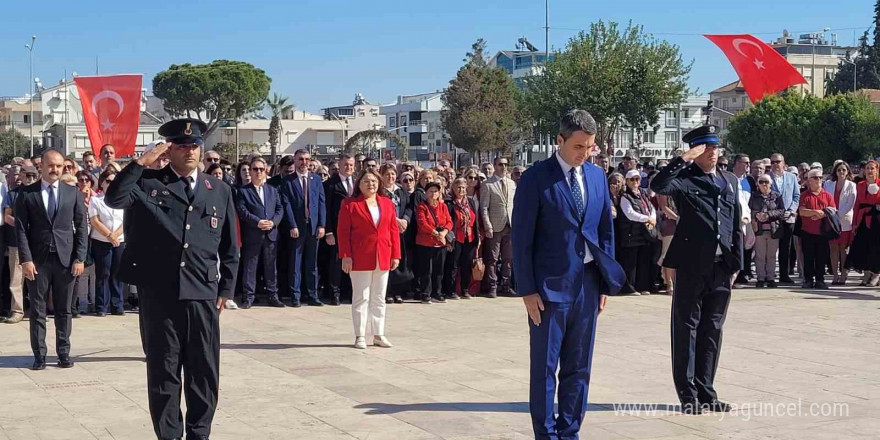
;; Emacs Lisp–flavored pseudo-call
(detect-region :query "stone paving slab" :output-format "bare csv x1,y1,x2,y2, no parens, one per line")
1,283,878,439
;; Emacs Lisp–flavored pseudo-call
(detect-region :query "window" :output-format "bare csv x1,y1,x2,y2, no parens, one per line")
336,108,354,116
664,132,679,149
136,132,154,146
357,110,365,117
399,116,407,127
682,109,690,119
74,136,90,150
722,100,729,109
643,131,655,143
496,54,514,73
23,115,29,123
665,111,678,127
286,132,298,144
389,116,396,128
316,131,335,146
515,55,533,69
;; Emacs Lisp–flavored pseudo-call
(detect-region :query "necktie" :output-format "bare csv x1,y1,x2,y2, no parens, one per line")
183,176,194,203
47,184,57,221
302,176,310,218
345,178,352,196
569,168,584,217
501,178,508,203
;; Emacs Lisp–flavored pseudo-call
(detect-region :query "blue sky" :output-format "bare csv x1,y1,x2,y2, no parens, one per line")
0,0,871,113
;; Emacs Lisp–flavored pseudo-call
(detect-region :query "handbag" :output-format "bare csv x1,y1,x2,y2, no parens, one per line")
425,202,455,244
471,244,485,281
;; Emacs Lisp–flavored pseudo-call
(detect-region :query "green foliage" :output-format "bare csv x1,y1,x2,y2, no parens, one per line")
153,60,271,139
0,129,29,163
828,1,880,94
520,21,691,153
213,142,260,161
344,129,406,156
442,39,531,158
727,93,880,164
265,93,295,162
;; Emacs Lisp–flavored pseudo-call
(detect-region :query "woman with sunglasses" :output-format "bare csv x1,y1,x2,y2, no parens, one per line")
89,169,127,315
607,172,624,219
71,171,98,317
848,160,880,286
380,164,414,304
748,175,785,287
822,161,856,285
462,168,480,197
797,169,836,289
616,170,657,295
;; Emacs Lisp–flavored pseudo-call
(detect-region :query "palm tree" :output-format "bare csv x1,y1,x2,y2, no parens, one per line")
266,93,295,163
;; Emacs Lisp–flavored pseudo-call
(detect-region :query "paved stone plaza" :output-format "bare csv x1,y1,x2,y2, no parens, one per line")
0,284,878,440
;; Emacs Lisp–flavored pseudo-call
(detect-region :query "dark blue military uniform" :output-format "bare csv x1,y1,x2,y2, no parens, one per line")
650,125,743,414
105,118,239,439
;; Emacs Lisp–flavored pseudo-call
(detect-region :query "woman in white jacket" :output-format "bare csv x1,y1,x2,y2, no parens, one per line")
823,161,857,285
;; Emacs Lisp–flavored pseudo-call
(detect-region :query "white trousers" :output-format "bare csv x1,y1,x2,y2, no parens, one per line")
350,269,389,338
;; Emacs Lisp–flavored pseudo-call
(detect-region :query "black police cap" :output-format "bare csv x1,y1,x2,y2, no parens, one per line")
158,118,207,145
681,125,720,148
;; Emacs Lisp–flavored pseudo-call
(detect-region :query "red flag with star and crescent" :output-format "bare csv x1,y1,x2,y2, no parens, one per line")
74,74,142,157
705,34,807,103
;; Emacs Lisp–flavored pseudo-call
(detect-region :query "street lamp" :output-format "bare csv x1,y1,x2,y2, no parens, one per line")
25,35,36,157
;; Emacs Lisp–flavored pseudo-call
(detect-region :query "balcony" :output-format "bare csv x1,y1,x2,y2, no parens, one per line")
408,120,428,133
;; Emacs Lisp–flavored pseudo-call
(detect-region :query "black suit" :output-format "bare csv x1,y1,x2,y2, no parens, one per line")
323,173,353,301
15,180,88,360
105,163,239,440
651,156,743,407
236,183,284,304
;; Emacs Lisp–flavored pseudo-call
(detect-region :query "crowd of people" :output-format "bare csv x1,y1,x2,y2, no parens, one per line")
598,151,880,293
1,143,878,340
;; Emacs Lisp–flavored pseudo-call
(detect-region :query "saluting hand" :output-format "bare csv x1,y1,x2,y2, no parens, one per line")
136,142,170,168
681,144,707,162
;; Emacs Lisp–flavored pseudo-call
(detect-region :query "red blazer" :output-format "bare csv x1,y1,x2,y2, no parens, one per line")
337,195,401,271
416,201,453,247
853,178,880,230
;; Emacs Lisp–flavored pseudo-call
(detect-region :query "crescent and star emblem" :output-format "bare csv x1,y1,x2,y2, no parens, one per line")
732,38,766,70
91,89,126,132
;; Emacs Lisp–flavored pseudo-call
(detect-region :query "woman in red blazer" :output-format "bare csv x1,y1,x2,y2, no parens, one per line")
848,160,880,286
337,170,401,349
416,182,453,303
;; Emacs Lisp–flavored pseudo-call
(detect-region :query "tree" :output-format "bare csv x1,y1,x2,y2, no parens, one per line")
442,39,530,162
727,93,880,164
520,21,691,154
212,142,260,160
153,60,271,140
265,93,295,163
344,129,406,156
0,129,28,164
828,1,880,94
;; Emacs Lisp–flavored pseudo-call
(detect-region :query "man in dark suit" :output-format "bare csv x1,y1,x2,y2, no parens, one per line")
15,150,88,370
104,118,239,440
651,125,743,415
322,154,356,304
267,154,296,300
280,149,326,307
236,156,285,309
512,110,626,439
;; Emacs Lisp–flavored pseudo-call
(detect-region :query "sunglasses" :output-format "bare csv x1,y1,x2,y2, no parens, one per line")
401,178,414,182
497,163,509,167
758,181,771,185
252,167,266,172
206,157,220,163
77,177,91,183
718,163,729,168
466,176,477,180
770,160,782,164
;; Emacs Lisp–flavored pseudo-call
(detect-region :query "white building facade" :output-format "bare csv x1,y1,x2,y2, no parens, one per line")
380,92,454,162
611,95,710,162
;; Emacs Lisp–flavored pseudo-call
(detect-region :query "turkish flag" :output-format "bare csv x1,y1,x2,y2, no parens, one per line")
705,34,807,103
74,74,142,157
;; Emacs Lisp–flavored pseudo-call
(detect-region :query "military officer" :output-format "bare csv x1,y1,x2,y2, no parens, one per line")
104,118,239,440
650,125,742,415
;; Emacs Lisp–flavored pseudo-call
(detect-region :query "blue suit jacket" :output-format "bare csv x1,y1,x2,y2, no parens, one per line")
280,173,326,236
769,170,800,212
236,183,284,245
512,154,625,302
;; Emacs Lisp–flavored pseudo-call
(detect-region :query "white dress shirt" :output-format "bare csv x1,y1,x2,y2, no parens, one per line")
555,154,593,264
368,204,381,227
255,184,265,205
40,179,60,215
89,193,125,242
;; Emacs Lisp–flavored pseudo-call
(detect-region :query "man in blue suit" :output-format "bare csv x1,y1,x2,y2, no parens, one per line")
236,157,286,309
767,153,800,284
513,110,626,440
280,149,326,307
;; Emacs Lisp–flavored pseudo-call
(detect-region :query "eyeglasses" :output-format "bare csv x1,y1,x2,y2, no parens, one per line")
770,160,782,164
251,167,266,172
718,163,729,168
77,177,91,183
497,163,509,167
466,176,477,180
64,165,74,170
758,181,771,185
206,157,220,163
401,178,414,182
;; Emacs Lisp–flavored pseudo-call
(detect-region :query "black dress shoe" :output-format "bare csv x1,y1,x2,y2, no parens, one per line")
680,402,704,415
702,400,731,412
240,301,252,309
31,357,46,370
814,281,829,290
111,310,125,316
268,298,286,308
95,312,107,317
72,311,81,318
779,277,795,284
801,281,814,289
57,356,74,368
329,297,340,306
308,300,324,307
766,280,777,288
290,301,302,308
755,281,765,288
